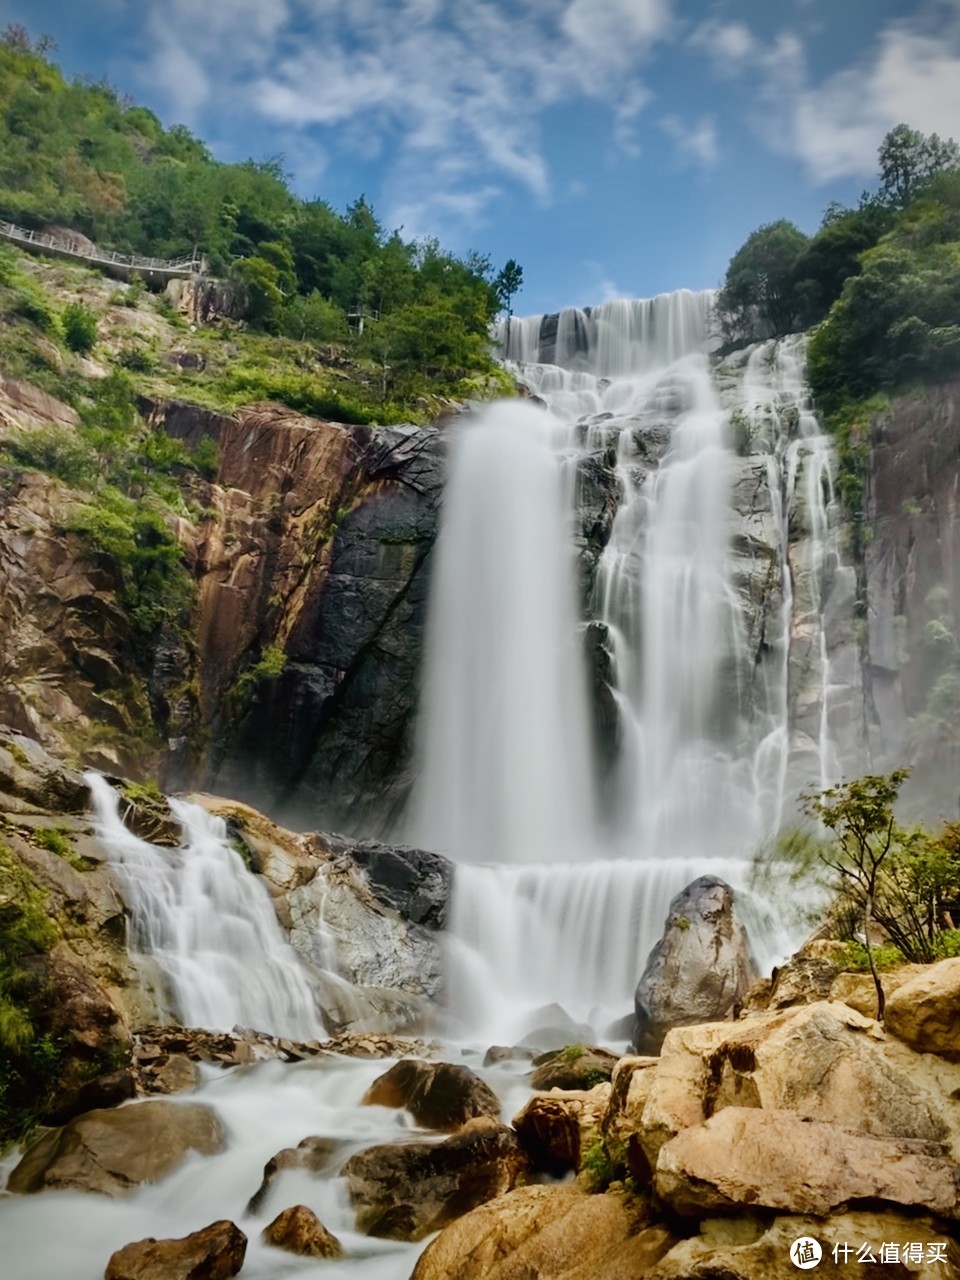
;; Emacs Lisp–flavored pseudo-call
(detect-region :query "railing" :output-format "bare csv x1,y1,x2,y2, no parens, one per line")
0,219,201,275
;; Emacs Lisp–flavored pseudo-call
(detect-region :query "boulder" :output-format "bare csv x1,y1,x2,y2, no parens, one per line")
104,1220,246,1280
884,958,960,1060
634,877,757,1053
47,1068,138,1125
483,1045,536,1067
634,1001,960,1168
410,1184,672,1280
601,1055,659,1178
245,1136,347,1214
656,1107,960,1218
260,1205,342,1258
7,1100,225,1196
512,1084,611,1175
361,1059,501,1131
530,1045,619,1091
647,1211,960,1279
829,966,926,1018
341,1118,528,1241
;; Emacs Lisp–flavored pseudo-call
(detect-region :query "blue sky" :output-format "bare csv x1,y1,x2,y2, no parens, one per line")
3,0,960,314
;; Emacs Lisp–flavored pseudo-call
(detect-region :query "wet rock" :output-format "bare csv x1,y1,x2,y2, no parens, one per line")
512,1084,611,1175
7,1100,225,1196
104,1219,246,1280
47,1068,138,1125
261,1205,342,1258
329,834,451,929
656,1107,960,1219
410,1184,670,1280
133,1025,327,1072
519,1004,595,1052
139,1054,200,1096
634,876,757,1053
324,1031,441,1058
246,1136,347,1215
341,1118,529,1241
0,731,90,814
530,1044,619,1091
482,1045,536,1067
362,1059,501,1131
884,958,960,1060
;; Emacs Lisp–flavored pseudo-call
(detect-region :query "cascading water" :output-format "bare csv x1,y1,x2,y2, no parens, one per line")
411,293,832,1043
86,773,322,1040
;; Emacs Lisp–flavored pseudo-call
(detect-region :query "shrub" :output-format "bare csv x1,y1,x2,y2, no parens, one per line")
62,301,98,353
227,646,287,720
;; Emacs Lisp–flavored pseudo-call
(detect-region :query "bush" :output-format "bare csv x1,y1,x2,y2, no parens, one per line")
278,291,348,342
62,301,98,353
228,645,287,720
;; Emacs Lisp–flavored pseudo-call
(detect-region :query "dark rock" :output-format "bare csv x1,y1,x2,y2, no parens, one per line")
530,1045,619,1092
325,833,451,928
634,876,757,1054
341,1118,529,1241
482,1045,536,1068
261,1205,342,1258
105,1219,246,1280
246,1136,347,1215
47,1068,137,1125
362,1059,501,1131
7,1100,225,1196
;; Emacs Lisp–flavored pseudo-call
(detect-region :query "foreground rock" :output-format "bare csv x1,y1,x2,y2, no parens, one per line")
341,1118,528,1241
884,958,960,1061
411,1184,674,1280
647,1211,960,1280
656,1107,960,1218
105,1220,246,1280
261,1205,341,1258
512,1084,611,1175
362,1059,501,1131
530,1045,619,1091
7,1101,225,1196
634,876,756,1053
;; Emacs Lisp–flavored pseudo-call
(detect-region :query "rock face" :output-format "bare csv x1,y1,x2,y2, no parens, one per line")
530,1045,619,1091
362,1059,501,1131
884,958,960,1060
246,1137,347,1215
341,1119,528,1241
105,1220,246,1280
6,1100,225,1196
512,1084,611,1175
410,1184,672,1280
634,877,757,1053
656,1107,960,1218
260,1205,342,1258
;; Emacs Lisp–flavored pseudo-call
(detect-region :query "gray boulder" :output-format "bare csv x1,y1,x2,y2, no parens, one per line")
634,876,757,1053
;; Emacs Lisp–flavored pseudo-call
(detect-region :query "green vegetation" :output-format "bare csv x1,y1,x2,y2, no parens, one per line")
579,1133,617,1192
35,826,69,856
0,28,521,420
718,124,960,419
556,1042,587,1063
227,646,287,722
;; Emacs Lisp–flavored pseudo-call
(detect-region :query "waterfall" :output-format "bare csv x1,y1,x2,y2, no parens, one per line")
86,774,322,1040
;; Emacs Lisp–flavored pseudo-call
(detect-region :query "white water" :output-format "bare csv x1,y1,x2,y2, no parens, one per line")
86,773,322,1041
411,297,843,1043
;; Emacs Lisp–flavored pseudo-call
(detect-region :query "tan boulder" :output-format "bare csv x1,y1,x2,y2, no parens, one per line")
648,1210,960,1279
261,1204,341,1258
830,965,927,1018
104,1219,246,1280
410,1184,671,1280
884,958,960,1060
530,1045,619,1091
7,1100,225,1196
635,1001,960,1168
601,1055,659,1177
512,1083,611,1174
341,1118,528,1241
656,1107,960,1218
362,1058,501,1131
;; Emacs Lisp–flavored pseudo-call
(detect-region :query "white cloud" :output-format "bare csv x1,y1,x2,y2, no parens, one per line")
660,113,719,169
122,0,675,237
689,19,756,75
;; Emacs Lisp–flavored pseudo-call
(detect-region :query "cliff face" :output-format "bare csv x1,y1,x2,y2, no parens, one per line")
862,380,960,814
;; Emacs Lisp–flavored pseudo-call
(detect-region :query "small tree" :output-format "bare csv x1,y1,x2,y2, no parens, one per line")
879,124,960,207
494,259,524,315
61,302,98,353
802,770,910,1019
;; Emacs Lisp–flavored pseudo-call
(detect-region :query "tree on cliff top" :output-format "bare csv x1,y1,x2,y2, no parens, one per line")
879,124,960,207
716,220,808,344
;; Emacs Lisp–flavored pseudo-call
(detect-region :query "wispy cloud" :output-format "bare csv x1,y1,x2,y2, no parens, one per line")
660,113,719,169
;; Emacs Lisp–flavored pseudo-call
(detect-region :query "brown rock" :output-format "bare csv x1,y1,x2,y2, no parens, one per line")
104,1219,246,1280
7,1100,225,1196
261,1204,341,1258
656,1107,960,1218
601,1055,659,1180
47,1068,138,1125
0,374,80,431
512,1084,611,1175
341,1118,529,1241
411,1184,667,1280
245,1136,347,1214
830,965,927,1018
530,1045,619,1091
884,958,960,1060
362,1059,501,1131
648,1211,960,1279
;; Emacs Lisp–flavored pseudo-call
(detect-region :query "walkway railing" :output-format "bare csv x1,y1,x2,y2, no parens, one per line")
0,220,201,278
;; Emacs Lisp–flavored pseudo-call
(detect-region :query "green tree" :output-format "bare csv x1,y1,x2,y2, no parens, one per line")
801,770,910,1019
231,255,283,331
879,124,960,207
494,259,524,315
61,300,97,352
716,220,809,342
